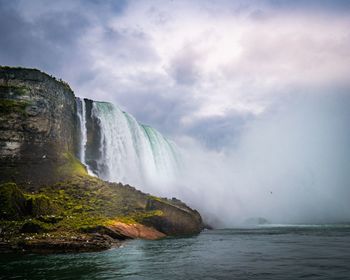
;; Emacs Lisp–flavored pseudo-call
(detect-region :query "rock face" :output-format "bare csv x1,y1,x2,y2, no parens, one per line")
0,66,78,186
0,66,204,252
84,98,103,175
144,198,203,235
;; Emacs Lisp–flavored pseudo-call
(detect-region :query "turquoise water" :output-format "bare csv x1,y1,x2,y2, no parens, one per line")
1,226,350,280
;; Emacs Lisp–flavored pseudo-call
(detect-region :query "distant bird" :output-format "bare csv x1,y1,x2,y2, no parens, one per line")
270,191,273,194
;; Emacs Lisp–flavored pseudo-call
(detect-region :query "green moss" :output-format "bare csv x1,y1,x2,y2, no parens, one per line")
0,99,30,115
56,153,88,178
37,215,63,224
60,214,108,231
149,196,163,202
24,193,58,217
0,183,26,219
20,219,55,233
0,85,30,96
0,176,168,242
114,210,163,225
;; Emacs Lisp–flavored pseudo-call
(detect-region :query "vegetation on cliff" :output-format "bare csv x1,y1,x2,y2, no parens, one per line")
0,169,202,252
0,66,203,253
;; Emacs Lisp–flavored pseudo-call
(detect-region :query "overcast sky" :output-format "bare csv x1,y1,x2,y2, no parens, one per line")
1,0,350,149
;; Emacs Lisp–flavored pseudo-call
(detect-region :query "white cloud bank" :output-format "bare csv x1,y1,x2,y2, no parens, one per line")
75,1,350,128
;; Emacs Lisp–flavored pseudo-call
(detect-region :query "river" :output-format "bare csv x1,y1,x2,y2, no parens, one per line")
1,225,350,279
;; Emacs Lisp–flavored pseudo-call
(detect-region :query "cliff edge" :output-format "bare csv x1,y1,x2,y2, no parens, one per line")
0,66,203,253
0,66,78,186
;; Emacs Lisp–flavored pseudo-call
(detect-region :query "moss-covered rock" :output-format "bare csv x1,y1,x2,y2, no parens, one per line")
37,215,63,224
0,183,27,219
20,220,53,233
56,152,88,178
25,194,58,217
144,198,203,235
0,176,203,253
0,84,30,96
0,98,30,115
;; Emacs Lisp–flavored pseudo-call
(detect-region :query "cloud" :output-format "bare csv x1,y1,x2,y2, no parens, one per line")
264,0,350,13
1,0,350,225
166,45,203,85
174,92,350,226
1,0,349,150
0,0,91,73
183,111,253,150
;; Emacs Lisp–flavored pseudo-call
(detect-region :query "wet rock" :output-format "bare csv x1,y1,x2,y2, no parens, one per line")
19,235,121,253
108,222,166,240
144,198,203,236
80,225,129,240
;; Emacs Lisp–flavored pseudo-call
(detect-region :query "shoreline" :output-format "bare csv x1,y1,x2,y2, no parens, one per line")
0,233,123,254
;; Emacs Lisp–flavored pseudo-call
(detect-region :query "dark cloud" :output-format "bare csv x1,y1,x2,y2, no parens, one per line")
0,0,90,74
0,0,129,74
35,12,89,46
184,112,253,150
267,0,350,12
98,27,159,63
86,0,128,14
1,0,349,151
167,46,202,86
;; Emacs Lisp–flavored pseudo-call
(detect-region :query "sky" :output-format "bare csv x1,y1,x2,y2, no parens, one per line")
1,0,350,225
1,0,350,149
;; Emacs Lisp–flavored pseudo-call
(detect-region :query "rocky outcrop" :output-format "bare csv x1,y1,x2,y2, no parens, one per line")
0,66,204,253
144,198,203,235
85,223,166,240
0,66,79,187
0,178,204,253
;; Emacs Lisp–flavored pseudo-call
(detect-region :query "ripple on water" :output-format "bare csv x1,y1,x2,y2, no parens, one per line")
1,226,350,280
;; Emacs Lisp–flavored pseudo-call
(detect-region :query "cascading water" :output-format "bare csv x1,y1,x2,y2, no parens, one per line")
76,97,95,176
76,99,180,189
76,97,87,164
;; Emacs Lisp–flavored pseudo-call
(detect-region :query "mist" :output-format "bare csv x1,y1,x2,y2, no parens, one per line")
150,92,350,227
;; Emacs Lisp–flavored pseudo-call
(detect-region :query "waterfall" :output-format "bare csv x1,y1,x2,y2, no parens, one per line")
76,97,95,176
76,99,180,188
76,97,87,164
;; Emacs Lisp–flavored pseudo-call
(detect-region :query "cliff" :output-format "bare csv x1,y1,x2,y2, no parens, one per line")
0,66,203,253
0,66,79,186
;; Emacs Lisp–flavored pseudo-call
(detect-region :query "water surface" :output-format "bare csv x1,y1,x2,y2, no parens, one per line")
1,225,350,280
